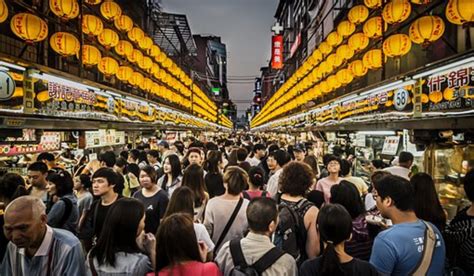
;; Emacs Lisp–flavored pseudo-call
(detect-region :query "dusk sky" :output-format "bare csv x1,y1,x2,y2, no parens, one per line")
162,0,278,115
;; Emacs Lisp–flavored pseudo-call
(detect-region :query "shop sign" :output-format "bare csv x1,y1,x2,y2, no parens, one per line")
354,133,366,147
48,82,96,105
381,136,400,156
290,33,301,58
85,129,124,148
0,144,58,156
271,35,284,70
41,132,61,150
0,71,15,100
393,89,409,111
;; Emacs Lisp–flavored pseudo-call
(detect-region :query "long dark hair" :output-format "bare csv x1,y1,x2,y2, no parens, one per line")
90,198,145,266
330,180,365,219
161,155,182,190
46,169,74,197
0,173,27,203
204,150,222,174
163,186,194,218
411,173,447,231
155,213,202,271
248,166,265,189
182,164,207,207
318,204,353,275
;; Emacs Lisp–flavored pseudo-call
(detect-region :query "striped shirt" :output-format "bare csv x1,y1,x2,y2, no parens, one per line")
0,225,86,276
445,207,474,274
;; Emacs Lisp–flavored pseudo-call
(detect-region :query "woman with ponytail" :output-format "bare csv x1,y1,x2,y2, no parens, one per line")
242,166,270,200
300,204,378,276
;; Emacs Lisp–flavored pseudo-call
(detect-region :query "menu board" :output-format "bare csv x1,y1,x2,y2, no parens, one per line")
381,136,401,156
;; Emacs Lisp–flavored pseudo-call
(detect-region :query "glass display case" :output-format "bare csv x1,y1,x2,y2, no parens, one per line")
425,144,473,220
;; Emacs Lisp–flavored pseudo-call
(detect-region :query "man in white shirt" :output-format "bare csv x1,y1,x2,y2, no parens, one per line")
266,150,291,196
384,151,413,180
247,144,266,167
215,197,297,276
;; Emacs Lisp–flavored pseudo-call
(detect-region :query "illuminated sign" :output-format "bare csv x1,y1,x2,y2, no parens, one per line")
271,35,284,70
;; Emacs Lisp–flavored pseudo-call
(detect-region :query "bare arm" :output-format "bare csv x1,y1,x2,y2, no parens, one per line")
304,206,320,258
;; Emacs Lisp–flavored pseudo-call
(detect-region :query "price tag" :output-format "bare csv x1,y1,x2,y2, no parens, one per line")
0,71,15,101
394,89,409,111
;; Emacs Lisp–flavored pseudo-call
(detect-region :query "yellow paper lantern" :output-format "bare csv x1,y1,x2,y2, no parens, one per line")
85,0,101,4
10,13,48,43
409,16,445,45
349,60,368,77
319,81,330,94
100,0,122,21
98,57,119,76
327,32,342,47
50,0,79,20
114,40,133,57
50,32,80,56
336,44,354,61
327,75,341,90
82,45,102,66
383,34,412,57
149,45,161,58
364,0,382,9
98,28,119,49
130,71,144,87
139,56,153,71
327,53,343,68
151,63,161,79
37,90,50,102
429,90,443,103
116,66,133,82
82,14,103,36
138,36,153,50
114,15,133,32
319,41,333,55
128,27,144,43
143,78,153,92
336,69,354,84
446,0,473,25
337,21,356,37
363,16,385,38
363,49,383,69
382,0,412,24
0,0,7,23
128,49,143,64
348,33,370,52
348,5,369,25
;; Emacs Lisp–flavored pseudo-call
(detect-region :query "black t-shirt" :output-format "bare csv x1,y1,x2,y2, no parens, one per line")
133,189,169,234
300,256,379,276
0,213,6,262
205,172,225,198
92,195,123,238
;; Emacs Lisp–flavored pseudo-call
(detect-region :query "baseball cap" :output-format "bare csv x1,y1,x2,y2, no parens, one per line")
294,143,306,152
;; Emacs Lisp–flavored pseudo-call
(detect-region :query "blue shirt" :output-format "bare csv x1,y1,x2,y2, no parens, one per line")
370,220,445,275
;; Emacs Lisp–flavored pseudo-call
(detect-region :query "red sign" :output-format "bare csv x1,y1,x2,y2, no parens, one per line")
290,33,301,58
271,35,283,70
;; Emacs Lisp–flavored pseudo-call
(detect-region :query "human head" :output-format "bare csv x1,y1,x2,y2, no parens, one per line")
147,150,160,165
163,186,194,218
398,151,414,169
158,141,170,153
119,150,129,161
27,162,48,188
74,174,92,191
139,165,158,190
248,166,265,189
128,149,140,163
114,157,128,175
0,173,27,204
127,163,140,178
204,150,223,173
293,144,306,162
182,164,206,205
303,155,319,177
371,159,388,170
223,166,249,195
91,168,119,197
92,198,145,266
373,174,414,218
280,161,314,196
236,147,248,162
36,152,55,168
317,203,353,275
186,148,203,166
269,149,291,169
4,196,47,249
46,169,74,197
173,141,185,156
464,169,474,202
253,144,266,159
339,159,352,177
410,172,446,222
330,180,365,219
99,151,116,168
326,155,341,176
155,213,202,271
163,154,182,179
247,197,278,235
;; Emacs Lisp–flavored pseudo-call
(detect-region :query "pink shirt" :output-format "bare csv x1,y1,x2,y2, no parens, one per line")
315,177,340,203
149,261,222,276
243,190,271,200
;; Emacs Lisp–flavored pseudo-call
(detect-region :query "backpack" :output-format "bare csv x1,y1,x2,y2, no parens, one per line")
273,195,313,265
229,239,285,276
58,197,73,227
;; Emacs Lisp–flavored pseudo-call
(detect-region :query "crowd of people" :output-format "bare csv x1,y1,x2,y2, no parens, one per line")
0,134,473,275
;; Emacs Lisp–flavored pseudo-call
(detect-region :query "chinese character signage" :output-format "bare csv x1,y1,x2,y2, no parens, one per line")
271,35,283,70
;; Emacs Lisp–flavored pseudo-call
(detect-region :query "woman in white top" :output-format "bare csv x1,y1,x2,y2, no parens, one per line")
157,154,182,198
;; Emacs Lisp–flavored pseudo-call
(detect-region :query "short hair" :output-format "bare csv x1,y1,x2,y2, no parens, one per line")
267,144,279,153
223,166,248,195
129,149,140,161
140,165,158,183
340,159,351,176
464,170,474,202
205,142,218,151
92,167,120,186
279,161,314,196
78,174,92,189
374,174,414,211
119,150,129,161
0,173,27,201
247,197,278,232
253,144,266,153
236,148,248,162
147,150,159,159
37,152,55,162
330,180,365,219
46,170,74,197
99,151,116,168
268,150,291,167
6,196,46,219
27,162,48,174
399,151,414,164
325,155,341,167
115,157,128,169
